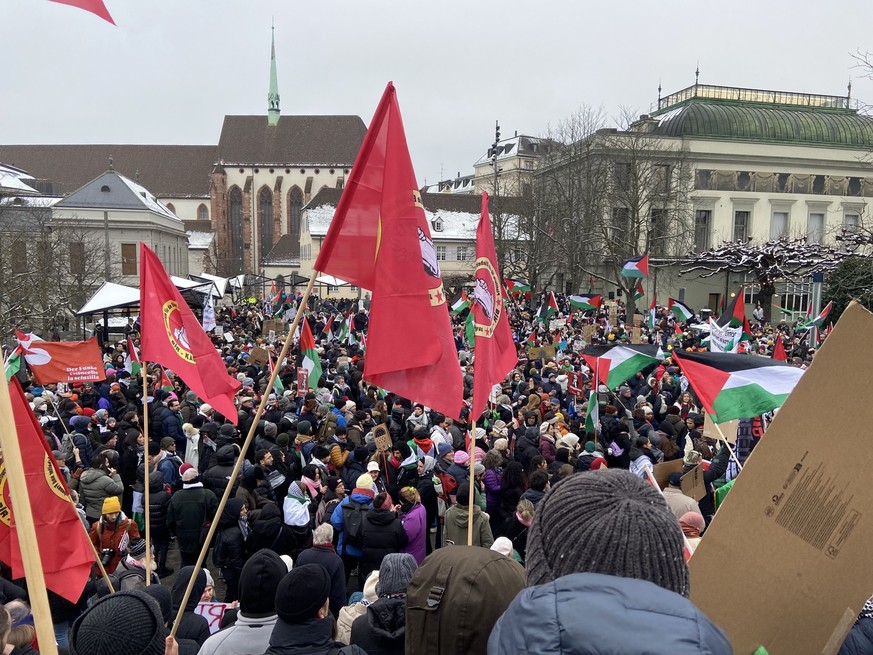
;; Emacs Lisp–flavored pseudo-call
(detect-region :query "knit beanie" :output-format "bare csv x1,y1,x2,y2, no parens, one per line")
584,441,596,454
355,473,374,491
493,438,508,452
525,469,689,597
128,538,147,560
69,591,167,655
453,450,470,465
276,433,290,447
141,584,172,624
375,553,418,596
239,549,288,617
275,564,331,623
297,420,312,435
264,421,278,438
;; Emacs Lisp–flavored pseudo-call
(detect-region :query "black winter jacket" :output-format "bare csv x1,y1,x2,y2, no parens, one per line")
202,445,240,499
349,596,406,655
295,545,346,619
261,616,366,655
360,509,408,580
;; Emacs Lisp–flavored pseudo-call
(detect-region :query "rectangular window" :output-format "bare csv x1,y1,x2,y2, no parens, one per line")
771,212,789,239
611,207,629,241
69,242,85,276
11,243,27,275
650,208,666,256
121,243,137,276
807,213,825,244
456,247,469,262
844,213,860,233
436,245,447,261
694,210,711,253
733,211,750,243
614,162,632,190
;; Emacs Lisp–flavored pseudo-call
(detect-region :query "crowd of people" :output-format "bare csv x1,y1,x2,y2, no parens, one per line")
1,289,869,655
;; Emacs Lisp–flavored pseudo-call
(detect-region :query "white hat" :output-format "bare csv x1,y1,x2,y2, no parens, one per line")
367,461,380,473
490,537,514,558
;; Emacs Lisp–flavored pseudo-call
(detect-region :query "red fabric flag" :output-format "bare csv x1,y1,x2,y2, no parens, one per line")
313,83,463,418
139,243,240,422
48,0,115,24
1,379,95,601
772,333,787,361
471,193,517,419
15,332,104,385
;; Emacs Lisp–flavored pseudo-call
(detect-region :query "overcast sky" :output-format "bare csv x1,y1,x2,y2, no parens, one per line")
5,0,873,187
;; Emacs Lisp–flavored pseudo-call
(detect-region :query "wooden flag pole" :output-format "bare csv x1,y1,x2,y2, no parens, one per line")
49,404,116,592
709,415,743,472
0,381,59,655
171,269,318,637
142,362,152,585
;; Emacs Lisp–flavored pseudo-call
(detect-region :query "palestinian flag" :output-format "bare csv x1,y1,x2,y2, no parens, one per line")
268,355,285,395
777,306,795,317
525,329,537,346
668,298,694,322
360,331,367,354
672,350,803,423
647,294,657,331
799,301,833,330
338,311,351,343
717,288,745,327
535,292,559,323
633,281,645,301
125,336,141,376
504,278,531,294
450,289,470,314
4,349,21,382
568,294,602,311
465,310,475,346
322,315,334,343
583,346,657,389
584,389,599,434
159,367,173,391
297,319,322,390
620,254,649,278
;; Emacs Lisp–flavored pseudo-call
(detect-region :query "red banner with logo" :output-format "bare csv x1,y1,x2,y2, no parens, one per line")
15,333,104,385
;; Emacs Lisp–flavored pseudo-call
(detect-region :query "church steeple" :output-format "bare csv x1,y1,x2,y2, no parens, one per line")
267,21,280,126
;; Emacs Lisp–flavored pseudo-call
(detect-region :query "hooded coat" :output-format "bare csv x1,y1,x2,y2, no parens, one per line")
444,503,494,548
73,467,124,520
488,572,732,655
350,597,406,655
171,566,211,647
202,444,240,498
213,497,247,571
360,508,408,581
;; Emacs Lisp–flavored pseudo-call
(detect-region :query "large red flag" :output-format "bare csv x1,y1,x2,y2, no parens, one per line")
15,332,104,385
0,379,95,601
139,243,240,422
471,193,517,419
772,333,787,361
314,83,463,418
48,0,115,24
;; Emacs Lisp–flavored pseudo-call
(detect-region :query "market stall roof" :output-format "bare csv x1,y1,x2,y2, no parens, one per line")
77,279,212,315
315,274,350,287
190,273,228,297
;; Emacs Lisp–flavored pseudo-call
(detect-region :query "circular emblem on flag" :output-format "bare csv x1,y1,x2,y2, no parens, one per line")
0,465,9,527
44,453,69,502
162,300,195,363
473,256,502,339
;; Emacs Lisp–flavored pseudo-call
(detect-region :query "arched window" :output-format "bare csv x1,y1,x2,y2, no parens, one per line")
166,202,176,215
197,203,209,220
288,186,303,238
259,187,273,260
228,187,243,272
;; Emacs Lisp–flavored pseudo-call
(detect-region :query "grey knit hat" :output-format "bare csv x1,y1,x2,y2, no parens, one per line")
376,552,418,596
69,591,167,654
525,469,689,597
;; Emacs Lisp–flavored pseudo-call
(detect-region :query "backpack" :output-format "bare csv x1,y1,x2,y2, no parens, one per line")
318,413,338,443
406,546,526,655
340,500,367,548
434,470,457,510
59,431,75,464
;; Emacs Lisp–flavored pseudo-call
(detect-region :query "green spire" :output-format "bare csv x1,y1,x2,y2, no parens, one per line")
267,21,280,126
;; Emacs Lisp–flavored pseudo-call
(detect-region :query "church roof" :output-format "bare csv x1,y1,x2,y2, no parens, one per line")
0,144,216,197
263,233,300,266
651,84,873,148
216,115,366,165
55,171,180,220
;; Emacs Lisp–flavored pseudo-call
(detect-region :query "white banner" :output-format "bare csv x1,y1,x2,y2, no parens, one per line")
709,319,741,353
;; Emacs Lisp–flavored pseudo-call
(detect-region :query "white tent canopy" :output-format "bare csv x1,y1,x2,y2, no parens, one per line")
190,272,228,297
76,282,140,315
315,274,350,287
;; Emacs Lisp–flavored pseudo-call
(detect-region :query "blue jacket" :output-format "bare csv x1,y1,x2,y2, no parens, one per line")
330,492,373,558
488,573,733,655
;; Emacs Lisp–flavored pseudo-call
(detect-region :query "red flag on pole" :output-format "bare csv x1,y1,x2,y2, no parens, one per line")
1,379,94,601
15,332,104,385
139,243,241,422
313,82,463,418
48,0,115,24
772,333,787,361
471,193,517,419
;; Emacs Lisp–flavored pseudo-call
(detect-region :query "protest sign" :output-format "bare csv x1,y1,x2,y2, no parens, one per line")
703,414,739,445
680,465,705,501
631,326,642,344
527,345,556,361
652,459,683,489
690,302,873,654
708,319,741,353
223,332,234,343
373,424,392,453
296,368,308,398
248,346,269,368
583,325,596,342
195,602,229,634
262,319,285,336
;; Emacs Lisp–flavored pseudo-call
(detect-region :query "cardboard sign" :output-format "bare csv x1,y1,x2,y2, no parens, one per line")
262,319,285,336
248,346,269,368
527,345,556,361
572,339,585,352
373,424,392,453
296,367,309,398
680,464,706,501
567,371,585,398
195,602,229,634
213,326,224,336
223,332,234,343
652,459,684,489
703,414,739,444
631,326,642,344
690,302,873,654
583,325,596,341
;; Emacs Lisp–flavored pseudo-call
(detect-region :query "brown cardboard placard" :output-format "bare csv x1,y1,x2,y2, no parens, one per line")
631,326,642,344
680,464,705,501
247,346,269,368
583,324,596,342
652,459,684,489
373,424,392,453
608,304,618,324
690,302,873,655
703,414,738,444
527,345,556,361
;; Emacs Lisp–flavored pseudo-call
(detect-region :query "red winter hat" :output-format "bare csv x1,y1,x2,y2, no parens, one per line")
179,463,194,476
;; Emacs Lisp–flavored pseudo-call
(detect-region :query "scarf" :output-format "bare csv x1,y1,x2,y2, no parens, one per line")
302,475,320,499
679,513,705,538
414,437,434,454
351,487,375,499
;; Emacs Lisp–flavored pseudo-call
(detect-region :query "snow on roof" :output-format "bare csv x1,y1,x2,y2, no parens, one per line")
473,134,543,167
187,230,215,250
117,173,179,220
306,201,523,241
0,195,62,208
0,164,38,194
